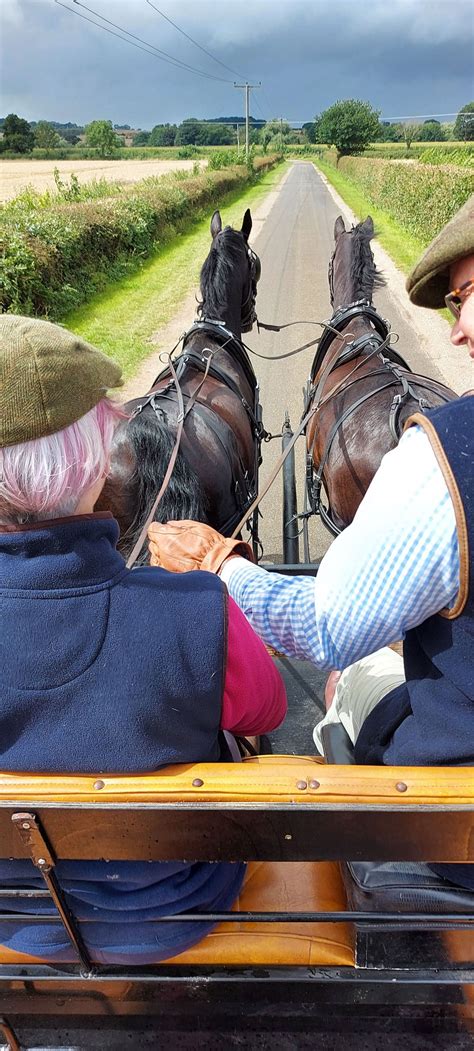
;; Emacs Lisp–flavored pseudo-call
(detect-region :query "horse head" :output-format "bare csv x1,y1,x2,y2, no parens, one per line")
329,215,384,309
198,209,261,336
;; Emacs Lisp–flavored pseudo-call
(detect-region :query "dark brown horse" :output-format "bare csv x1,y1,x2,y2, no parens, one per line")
97,209,262,562
305,215,456,535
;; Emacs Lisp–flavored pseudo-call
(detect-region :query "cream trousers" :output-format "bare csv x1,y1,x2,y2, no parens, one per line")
313,647,405,753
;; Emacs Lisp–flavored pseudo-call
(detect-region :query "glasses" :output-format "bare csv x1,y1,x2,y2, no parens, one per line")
445,278,474,320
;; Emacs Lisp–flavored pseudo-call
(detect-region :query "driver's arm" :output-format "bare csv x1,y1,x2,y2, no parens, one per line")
220,425,459,670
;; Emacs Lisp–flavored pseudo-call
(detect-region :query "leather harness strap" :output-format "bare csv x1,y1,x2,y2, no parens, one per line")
126,355,185,569
126,320,263,564
229,326,370,540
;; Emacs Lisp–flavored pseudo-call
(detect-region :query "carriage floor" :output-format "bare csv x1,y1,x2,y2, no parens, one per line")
269,656,326,755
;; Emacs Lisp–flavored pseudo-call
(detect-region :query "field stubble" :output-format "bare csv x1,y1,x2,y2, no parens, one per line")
0,157,209,202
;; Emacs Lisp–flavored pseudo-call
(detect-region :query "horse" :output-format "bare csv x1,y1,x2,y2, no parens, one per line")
97,208,263,563
305,215,456,536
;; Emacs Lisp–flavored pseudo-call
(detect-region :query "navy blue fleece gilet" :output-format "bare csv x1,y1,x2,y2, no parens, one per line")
0,516,245,962
355,396,474,888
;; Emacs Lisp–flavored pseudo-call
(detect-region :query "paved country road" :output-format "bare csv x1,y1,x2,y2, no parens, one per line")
240,162,471,563
125,161,472,564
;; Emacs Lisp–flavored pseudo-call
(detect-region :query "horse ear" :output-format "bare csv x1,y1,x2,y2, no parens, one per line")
334,216,345,241
210,210,222,239
361,216,374,238
241,208,252,242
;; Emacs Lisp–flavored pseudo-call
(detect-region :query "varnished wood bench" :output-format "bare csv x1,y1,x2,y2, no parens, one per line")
0,756,472,1044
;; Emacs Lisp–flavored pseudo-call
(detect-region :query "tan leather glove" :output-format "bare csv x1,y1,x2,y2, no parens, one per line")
147,520,255,575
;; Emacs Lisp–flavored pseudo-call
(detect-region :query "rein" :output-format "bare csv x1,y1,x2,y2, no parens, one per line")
126,353,185,569
229,323,371,539
125,320,261,569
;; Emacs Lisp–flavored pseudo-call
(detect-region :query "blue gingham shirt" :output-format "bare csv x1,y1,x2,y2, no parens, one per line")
220,425,459,671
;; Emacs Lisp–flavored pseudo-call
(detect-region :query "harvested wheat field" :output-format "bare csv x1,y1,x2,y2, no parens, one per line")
0,157,208,201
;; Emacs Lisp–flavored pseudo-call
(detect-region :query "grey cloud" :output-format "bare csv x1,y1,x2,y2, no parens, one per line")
1,0,472,126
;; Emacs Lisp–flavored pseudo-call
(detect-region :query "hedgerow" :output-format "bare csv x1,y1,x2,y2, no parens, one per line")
320,154,473,242
0,156,278,319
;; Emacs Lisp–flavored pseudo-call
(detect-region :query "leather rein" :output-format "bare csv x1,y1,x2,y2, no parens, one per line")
125,319,262,569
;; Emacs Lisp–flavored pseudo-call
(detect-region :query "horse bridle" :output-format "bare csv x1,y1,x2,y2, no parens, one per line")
305,298,450,536
240,246,261,332
125,254,263,570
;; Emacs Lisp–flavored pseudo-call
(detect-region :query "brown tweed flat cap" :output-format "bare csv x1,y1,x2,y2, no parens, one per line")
0,315,123,447
406,194,474,309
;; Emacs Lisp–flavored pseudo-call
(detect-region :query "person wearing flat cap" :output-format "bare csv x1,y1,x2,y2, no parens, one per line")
0,314,286,965
149,195,474,892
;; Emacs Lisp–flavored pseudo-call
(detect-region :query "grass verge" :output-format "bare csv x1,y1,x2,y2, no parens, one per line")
314,159,454,324
64,163,286,378
314,158,426,273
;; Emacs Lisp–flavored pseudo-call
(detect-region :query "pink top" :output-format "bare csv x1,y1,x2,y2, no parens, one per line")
221,595,287,735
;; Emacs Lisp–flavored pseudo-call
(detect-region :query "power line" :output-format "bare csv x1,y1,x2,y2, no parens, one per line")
260,86,276,119
253,94,270,124
286,113,470,124
54,0,233,83
145,0,246,80
381,112,470,120
72,0,232,81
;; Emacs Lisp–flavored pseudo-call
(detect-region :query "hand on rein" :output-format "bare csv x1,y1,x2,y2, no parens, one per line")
147,520,255,575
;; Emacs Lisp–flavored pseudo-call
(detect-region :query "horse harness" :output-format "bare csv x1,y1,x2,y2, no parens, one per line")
305,300,453,536
128,320,266,556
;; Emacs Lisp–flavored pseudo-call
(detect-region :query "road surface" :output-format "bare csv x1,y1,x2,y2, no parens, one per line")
242,161,469,563
124,161,471,564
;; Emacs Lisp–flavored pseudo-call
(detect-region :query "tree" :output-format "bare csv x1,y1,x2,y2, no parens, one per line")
302,121,317,143
402,123,420,149
317,99,381,155
84,119,118,157
2,113,34,153
175,118,202,145
259,118,291,150
454,102,474,141
378,121,403,142
203,123,233,145
133,131,151,146
61,129,81,145
418,119,446,142
34,121,61,149
149,123,177,146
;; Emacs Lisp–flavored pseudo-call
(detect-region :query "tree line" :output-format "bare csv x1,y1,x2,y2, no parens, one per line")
1,102,473,158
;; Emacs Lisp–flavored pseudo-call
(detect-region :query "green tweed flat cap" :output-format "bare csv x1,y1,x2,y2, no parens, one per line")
406,194,474,309
0,314,123,447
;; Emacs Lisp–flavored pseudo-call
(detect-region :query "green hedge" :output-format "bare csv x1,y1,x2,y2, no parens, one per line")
320,154,473,242
0,156,278,319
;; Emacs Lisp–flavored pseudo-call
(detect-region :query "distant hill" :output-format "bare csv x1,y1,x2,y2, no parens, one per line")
205,115,265,126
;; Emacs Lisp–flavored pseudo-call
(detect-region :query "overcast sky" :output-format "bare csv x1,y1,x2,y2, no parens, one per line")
1,0,473,127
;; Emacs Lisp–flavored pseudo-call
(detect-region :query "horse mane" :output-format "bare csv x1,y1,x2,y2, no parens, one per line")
350,222,386,301
197,227,247,318
109,413,208,565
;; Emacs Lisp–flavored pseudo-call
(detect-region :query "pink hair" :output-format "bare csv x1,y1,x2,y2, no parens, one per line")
0,398,125,527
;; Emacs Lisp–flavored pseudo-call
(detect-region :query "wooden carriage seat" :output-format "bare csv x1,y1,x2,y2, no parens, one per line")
0,757,354,969
0,756,472,973
320,724,474,917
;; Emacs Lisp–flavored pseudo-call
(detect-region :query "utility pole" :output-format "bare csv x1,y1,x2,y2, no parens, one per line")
234,82,261,161
236,122,240,154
